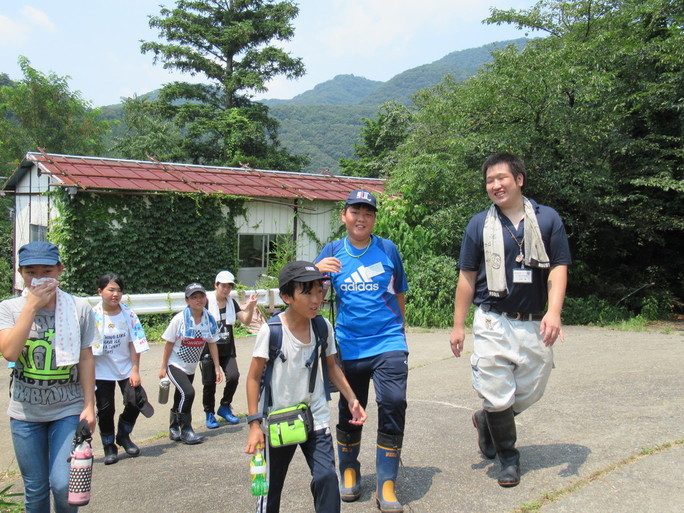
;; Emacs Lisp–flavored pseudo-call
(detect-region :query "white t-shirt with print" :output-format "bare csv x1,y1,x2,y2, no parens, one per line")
95,311,133,381
162,311,219,374
252,317,336,431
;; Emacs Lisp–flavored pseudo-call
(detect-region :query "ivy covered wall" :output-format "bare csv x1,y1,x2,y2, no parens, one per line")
50,188,244,295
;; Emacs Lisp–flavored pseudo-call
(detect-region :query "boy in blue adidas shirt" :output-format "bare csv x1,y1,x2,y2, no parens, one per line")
315,190,409,513
244,261,366,513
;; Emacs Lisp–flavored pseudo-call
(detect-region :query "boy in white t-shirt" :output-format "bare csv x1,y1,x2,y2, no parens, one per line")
244,261,367,513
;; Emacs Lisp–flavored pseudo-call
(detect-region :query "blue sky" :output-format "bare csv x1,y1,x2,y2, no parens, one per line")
0,1,535,107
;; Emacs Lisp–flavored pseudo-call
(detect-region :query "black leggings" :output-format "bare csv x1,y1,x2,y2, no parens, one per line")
167,366,196,414
200,345,240,412
95,378,140,436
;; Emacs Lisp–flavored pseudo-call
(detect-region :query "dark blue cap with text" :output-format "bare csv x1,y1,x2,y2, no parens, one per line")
184,282,207,297
345,189,377,210
278,261,328,288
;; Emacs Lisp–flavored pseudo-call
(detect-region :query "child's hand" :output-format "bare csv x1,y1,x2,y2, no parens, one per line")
315,257,342,274
26,278,59,309
158,368,167,380
245,423,265,454
347,399,367,425
215,370,223,384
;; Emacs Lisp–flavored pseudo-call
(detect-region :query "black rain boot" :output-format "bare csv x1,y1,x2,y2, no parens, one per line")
472,409,496,459
116,417,140,456
101,434,118,465
486,407,521,488
376,432,403,513
178,412,204,445
337,427,362,502
169,410,181,442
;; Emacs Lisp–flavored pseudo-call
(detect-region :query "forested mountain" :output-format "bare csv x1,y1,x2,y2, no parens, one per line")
266,39,527,171
263,74,382,106
98,38,527,172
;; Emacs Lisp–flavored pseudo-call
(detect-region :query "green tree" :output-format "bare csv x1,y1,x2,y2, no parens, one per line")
0,58,109,296
386,0,683,314
112,95,184,161
0,56,109,160
140,0,308,169
339,101,413,178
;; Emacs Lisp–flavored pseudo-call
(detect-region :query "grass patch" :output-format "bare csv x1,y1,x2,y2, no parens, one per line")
0,484,24,513
604,315,650,332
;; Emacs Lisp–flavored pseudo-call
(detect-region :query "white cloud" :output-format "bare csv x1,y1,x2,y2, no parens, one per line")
21,6,57,33
0,7,56,46
0,14,29,45
323,0,487,57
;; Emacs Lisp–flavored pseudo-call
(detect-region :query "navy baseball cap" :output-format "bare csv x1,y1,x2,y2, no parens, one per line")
345,189,377,210
18,241,61,266
184,282,207,297
278,261,329,288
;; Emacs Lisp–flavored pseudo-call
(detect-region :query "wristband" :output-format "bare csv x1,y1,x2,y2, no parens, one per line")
247,414,263,424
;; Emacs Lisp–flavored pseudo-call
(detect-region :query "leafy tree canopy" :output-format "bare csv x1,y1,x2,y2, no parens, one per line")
380,0,683,313
339,101,413,178
138,0,307,169
0,56,109,167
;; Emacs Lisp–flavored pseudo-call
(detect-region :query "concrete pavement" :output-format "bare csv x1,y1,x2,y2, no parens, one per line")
1,325,683,512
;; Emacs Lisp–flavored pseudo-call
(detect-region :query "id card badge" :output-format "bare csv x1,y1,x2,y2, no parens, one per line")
513,269,533,284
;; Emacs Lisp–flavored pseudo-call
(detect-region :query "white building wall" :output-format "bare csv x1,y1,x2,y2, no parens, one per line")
11,165,53,290
296,199,342,261
235,199,295,235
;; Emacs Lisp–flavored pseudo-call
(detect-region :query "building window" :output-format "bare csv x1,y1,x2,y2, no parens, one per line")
239,234,291,269
30,224,48,242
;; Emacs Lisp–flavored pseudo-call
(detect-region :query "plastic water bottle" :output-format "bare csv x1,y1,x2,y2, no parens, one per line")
68,422,93,506
158,377,171,404
250,449,269,497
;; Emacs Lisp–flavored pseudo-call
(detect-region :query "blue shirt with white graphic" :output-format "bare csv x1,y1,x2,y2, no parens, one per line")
316,236,409,360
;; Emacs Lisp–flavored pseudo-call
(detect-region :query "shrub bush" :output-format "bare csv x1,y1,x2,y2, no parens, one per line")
405,254,459,329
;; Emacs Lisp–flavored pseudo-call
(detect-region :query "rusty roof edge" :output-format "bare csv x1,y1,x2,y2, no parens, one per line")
37,148,86,190
24,152,385,183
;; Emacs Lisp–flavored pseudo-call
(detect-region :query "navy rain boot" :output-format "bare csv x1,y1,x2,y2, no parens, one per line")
337,427,362,502
376,432,403,513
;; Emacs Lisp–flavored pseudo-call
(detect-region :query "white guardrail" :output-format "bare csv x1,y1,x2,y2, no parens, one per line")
84,289,284,315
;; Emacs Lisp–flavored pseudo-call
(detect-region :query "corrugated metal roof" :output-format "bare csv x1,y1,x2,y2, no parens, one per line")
4,152,385,201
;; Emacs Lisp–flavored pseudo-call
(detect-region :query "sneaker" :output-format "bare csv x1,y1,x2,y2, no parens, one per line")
217,404,240,424
205,411,220,429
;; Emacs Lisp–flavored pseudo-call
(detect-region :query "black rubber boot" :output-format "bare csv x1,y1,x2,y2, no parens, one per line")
116,417,140,456
169,410,181,441
486,408,520,488
101,434,118,465
178,412,204,445
376,432,403,513
337,427,362,502
472,409,496,459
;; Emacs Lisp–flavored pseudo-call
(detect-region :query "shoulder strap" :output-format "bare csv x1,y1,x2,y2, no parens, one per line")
262,315,285,415
310,315,331,401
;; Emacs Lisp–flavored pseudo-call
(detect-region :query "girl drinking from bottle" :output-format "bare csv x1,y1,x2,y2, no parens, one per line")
0,241,98,513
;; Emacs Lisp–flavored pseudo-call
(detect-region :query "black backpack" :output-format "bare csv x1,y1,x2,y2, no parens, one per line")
259,314,332,417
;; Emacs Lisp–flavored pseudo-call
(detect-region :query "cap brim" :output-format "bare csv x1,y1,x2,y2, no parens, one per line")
19,258,60,266
139,402,155,418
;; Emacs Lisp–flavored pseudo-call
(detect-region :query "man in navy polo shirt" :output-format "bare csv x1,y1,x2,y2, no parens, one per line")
450,152,571,488
316,190,409,513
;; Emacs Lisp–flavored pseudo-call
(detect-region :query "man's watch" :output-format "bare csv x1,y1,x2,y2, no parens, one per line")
246,414,264,424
